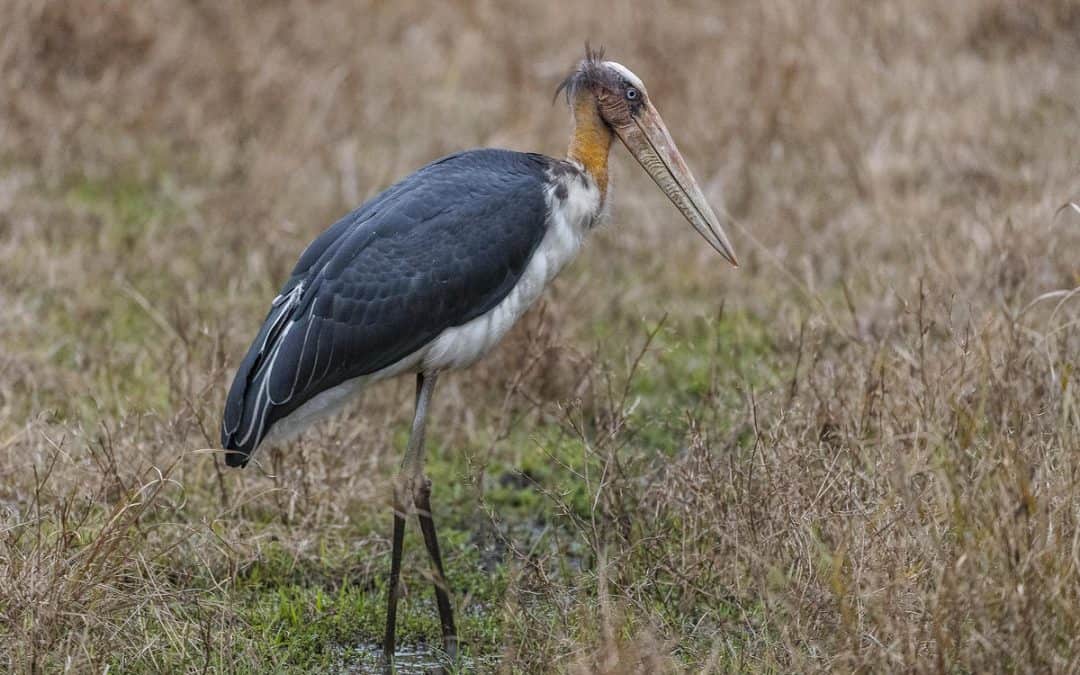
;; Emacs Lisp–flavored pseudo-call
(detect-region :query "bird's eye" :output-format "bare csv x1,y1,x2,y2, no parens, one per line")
625,87,639,101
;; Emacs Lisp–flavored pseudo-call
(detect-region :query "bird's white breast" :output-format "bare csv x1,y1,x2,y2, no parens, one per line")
421,168,601,371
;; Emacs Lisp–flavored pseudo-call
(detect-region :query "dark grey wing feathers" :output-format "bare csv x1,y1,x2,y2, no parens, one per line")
222,149,552,465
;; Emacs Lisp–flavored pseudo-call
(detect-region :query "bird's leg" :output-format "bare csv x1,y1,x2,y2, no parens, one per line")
414,474,458,660
383,372,434,664
384,372,457,666
402,372,458,660
383,489,407,663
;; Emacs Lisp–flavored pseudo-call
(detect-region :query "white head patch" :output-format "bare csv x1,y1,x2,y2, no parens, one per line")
604,61,645,91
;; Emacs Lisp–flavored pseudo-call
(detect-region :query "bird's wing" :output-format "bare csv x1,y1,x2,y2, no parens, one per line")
222,150,552,464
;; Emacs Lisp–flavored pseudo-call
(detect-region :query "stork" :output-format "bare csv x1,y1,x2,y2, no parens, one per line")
221,48,737,665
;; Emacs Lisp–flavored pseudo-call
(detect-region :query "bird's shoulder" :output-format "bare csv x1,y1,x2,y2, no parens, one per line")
285,149,557,286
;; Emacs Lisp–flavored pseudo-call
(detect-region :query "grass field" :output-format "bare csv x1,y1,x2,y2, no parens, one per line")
2,1,1079,672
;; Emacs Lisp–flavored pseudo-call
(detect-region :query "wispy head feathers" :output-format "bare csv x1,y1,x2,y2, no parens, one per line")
554,43,607,105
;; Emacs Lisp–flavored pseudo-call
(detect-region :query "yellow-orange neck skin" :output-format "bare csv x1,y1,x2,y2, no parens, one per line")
566,93,613,202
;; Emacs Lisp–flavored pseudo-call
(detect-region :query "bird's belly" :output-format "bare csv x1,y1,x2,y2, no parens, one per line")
422,205,585,372
421,279,541,371
261,347,425,448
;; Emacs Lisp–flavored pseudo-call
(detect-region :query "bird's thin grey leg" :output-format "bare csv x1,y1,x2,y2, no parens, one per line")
383,373,430,664
401,371,436,481
402,372,458,660
383,372,457,666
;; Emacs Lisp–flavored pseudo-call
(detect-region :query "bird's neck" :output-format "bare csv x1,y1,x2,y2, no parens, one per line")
567,95,612,201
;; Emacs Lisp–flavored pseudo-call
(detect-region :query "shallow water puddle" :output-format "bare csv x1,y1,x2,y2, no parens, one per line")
339,643,483,674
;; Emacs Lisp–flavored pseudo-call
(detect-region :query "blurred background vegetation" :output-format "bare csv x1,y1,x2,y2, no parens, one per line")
1,1,1078,672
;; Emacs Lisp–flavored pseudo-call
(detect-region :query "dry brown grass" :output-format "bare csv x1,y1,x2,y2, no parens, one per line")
1,1,1078,672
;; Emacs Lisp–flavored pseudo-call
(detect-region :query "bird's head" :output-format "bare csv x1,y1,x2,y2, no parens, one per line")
557,47,738,267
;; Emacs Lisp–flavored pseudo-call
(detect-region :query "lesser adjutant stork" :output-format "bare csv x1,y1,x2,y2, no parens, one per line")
221,48,737,665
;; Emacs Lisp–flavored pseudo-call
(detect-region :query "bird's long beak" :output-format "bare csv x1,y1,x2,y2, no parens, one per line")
613,102,739,267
